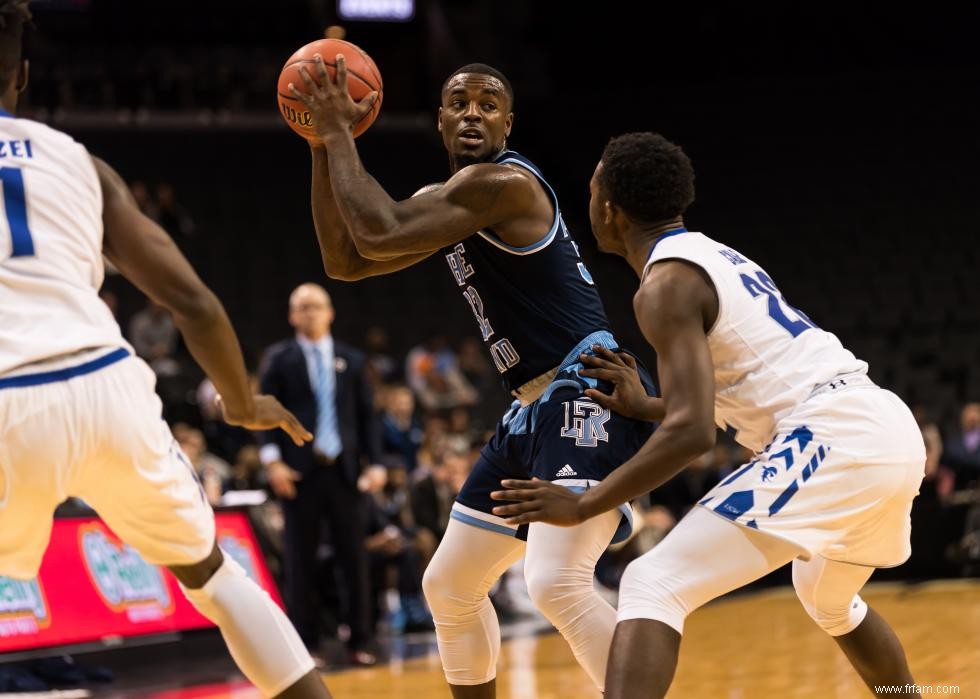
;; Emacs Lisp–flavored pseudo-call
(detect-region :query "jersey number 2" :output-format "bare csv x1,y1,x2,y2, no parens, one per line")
740,270,816,338
0,166,34,258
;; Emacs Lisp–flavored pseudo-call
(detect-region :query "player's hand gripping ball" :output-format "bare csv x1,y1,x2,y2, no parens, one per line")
277,38,383,141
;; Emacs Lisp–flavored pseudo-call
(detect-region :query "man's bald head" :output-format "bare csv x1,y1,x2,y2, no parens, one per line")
289,283,331,310
289,283,334,340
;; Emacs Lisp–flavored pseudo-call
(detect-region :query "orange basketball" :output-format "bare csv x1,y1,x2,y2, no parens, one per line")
277,38,383,141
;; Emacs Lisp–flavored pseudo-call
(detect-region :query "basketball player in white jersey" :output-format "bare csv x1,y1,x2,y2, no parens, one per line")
491,132,925,698
0,3,330,696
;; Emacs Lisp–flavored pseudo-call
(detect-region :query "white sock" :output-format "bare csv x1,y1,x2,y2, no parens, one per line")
181,555,315,697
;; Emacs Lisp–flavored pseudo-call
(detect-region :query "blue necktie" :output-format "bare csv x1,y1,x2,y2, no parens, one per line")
312,346,342,459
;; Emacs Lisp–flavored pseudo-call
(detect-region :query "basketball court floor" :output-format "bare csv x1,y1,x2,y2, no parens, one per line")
19,579,974,699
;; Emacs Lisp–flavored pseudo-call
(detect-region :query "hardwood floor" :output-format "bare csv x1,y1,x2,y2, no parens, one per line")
324,580,979,699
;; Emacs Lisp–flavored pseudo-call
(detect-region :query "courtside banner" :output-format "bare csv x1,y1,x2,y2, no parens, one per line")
0,511,281,653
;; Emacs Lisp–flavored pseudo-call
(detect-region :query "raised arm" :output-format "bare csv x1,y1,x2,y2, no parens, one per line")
309,145,434,279
290,55,547,260
95,156,311,445
491,260,720,525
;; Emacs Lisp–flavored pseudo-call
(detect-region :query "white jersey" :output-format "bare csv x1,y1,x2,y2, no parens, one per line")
645,230,867,452
0,113,126,376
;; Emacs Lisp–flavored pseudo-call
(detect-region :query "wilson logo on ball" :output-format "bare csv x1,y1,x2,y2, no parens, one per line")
279,102,314,128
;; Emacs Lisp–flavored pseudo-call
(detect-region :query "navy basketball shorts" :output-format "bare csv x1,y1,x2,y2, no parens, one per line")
452,364,656,545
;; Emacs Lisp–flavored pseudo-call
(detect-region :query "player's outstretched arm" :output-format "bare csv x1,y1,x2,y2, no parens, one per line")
309,145,435,280
94,156,312,446
291,54,539,259
491,260,718,526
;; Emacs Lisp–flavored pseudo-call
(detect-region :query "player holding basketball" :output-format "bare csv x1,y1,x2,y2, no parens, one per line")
288,57,655,697
0,3,332,697
491,133,925,698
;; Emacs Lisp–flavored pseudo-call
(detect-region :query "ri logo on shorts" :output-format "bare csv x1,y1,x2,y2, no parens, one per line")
560,400,610,448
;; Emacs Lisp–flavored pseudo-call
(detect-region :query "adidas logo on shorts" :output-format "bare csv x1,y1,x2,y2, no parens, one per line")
555,465,578,478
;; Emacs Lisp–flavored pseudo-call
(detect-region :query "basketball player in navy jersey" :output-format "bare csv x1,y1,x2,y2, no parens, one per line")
491,133,924,698
288,58,655,697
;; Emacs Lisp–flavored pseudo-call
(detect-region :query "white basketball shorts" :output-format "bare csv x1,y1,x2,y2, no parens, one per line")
698,380,926,567
0,348,215,580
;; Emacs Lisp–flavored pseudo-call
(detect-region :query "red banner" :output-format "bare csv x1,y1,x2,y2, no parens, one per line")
0,511,282,653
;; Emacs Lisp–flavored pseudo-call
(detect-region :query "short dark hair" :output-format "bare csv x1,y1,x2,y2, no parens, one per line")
598,132,695,222
442,63,514,108
0,0,29,91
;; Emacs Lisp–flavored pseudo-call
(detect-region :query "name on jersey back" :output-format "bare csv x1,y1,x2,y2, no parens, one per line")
0,139,33,159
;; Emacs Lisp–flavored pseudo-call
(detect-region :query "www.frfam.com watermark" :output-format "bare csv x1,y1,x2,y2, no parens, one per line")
873,686,960,695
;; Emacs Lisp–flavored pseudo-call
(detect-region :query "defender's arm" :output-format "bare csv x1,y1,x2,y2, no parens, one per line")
96,157,310,444
491,260,719,524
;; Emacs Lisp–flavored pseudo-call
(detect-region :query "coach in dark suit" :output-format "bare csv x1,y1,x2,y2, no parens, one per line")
258,283,383,666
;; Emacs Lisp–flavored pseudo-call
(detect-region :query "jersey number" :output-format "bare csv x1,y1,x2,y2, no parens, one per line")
740,270,815,338
489,338,520,373
0,166,34,258
463,286,493,341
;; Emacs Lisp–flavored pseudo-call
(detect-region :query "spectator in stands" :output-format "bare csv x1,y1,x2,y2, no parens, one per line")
128,180,159,220
405,336,478,411
914,405,954,495
447,405,475,443
128,299,197,420
364,466,434,633
380,384,424,473
422,413,450,450
364,325,399,387
410,437,471,562
155,182,200,269
128,299,179,374
155,182,195,239
893,407,959,579
258,283,383,666
172,423,230,506
224,444,267,493
944,402,980,489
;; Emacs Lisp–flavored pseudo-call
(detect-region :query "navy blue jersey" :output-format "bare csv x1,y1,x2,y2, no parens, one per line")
442,150,611,392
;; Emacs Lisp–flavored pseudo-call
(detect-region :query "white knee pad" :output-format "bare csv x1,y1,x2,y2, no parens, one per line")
799,591,869,636
182,555,314,697
523,559,594,617
422,519,524,686
792,557,872,637
523,556,605,653
617,553,690,634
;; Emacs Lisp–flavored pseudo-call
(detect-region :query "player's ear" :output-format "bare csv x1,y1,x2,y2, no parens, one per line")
15,59,28,93
603,200,615,225
504,111,514,137
437,106,443,132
